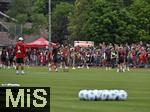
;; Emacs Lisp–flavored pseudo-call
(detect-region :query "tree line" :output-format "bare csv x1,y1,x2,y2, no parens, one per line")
7,0,150,43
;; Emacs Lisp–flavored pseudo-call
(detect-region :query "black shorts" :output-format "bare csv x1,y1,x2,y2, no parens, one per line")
62,57,67,62
1,57,6,62
106,58,111,62
86,60,90,63
16,58,24,64
118,58,124,64
9,57,14,63
53,56,58,63
125,57,128,63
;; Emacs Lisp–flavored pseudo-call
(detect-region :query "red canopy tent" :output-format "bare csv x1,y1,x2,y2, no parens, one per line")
26,37,56,48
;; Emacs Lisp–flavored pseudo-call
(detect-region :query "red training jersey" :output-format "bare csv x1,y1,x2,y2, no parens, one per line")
62,48,69,57
15,41,26,58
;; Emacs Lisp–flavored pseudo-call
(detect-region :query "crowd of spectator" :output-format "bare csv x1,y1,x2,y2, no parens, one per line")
0,42,150,69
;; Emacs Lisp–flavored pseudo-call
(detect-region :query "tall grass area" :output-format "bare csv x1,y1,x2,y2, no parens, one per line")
0,67,150,112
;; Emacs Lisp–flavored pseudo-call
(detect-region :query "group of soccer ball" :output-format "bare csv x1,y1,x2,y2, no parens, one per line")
78,89,128,101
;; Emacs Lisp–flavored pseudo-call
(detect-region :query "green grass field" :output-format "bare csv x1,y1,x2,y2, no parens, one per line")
0,67,150,112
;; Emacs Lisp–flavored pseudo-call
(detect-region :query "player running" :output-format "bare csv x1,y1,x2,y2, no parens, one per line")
15,37,26,75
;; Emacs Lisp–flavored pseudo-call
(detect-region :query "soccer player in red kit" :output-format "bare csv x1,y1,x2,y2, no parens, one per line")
117,46,125,72
15,37,26,75
62,46,69,69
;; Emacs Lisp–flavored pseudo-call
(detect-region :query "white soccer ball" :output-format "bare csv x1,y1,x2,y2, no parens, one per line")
112,90,120,100
83,90,90,100
79,90,87,100
79,90,88,100
108,90,119,100
101,90,109,100
97,90,103,100
106,90,114,100
105,90,112,100
118,90,128,100
87,90,96,101
93,90,99,100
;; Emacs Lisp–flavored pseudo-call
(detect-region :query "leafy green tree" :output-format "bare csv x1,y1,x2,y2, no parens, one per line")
7,0,150,43
52,2,74,43
31,14,48,33
7,0,48,35
33,0,75,14
68,0,94,41
7,0,34,22
130,0,150,41
68,0,149,43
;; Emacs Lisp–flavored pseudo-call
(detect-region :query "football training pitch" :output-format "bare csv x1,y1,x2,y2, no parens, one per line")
0,67,150,112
